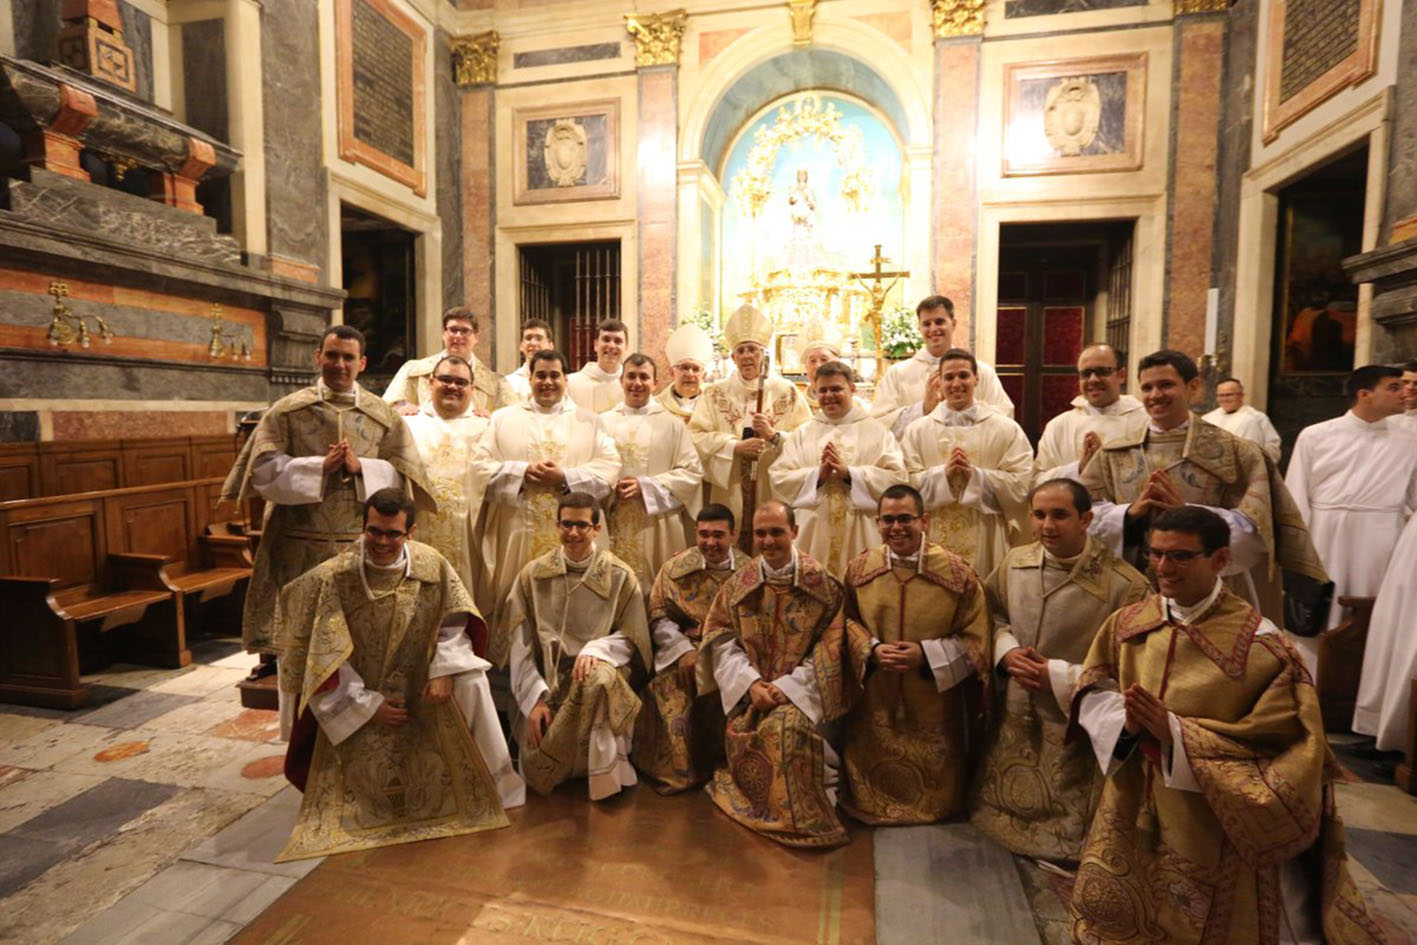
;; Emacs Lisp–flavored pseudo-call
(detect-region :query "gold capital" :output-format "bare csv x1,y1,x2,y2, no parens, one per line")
789,0,815,47
625,10,688,68
1174,0,1229,12
930,0,986,38
451,31,499,88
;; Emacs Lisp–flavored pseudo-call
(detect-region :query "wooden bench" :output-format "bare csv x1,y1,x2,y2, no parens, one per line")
1315,595,1376,732
0,435,238,502
0,477,251,708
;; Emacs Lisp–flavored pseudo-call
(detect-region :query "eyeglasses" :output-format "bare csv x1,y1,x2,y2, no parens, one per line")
1144,548,1212,564
364,525,408,540
877,514,920,526
558,520,595,531
444,326,474,337
1078,367,1117,379
433,374,471,388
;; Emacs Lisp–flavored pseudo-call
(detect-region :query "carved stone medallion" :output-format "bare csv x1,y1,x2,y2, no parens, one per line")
542,118,588,187
1043,77,1101,157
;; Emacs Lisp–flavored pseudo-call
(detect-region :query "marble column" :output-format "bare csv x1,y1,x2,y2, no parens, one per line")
636,65,677,369
1211,0,1258,384
453,31,498,368
931,33,981,347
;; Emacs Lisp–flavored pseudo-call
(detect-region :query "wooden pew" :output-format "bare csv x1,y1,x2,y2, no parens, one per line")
0,435,238,502
1315,595,1376,732
0,477,251,708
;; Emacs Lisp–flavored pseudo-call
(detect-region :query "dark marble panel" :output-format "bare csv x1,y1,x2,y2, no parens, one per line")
435,30,462,312
1016,71,1129,158
513,43,622,69
1005,0,1144,16
0,833,70,896
1345,827,1417,894
1212,0,1257,408
12,777,180,846
116,0,154,104
0,285,251,349
0,355,274,402
261,0,328,276
74,690,198,728
0,411,39,441
182,20,228,144
10,0,60,64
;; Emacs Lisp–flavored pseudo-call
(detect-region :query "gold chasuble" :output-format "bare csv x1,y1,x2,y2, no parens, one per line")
1067,590,1385,945
697,554,850,848
221,385,431,653
840,543,990,824
970,537,1149,861
632,546,752,793
275,543,508,861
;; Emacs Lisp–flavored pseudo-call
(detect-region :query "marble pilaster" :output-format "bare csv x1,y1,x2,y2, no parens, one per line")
1377,0,1417,248
1211,0,1258,385
637,65,677,368
435,30,464,315
460,86,495,366
932,38,980,346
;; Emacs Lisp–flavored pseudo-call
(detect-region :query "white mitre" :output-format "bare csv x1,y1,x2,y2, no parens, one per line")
796,321,843,361
666,322,713,367
722,303,774,351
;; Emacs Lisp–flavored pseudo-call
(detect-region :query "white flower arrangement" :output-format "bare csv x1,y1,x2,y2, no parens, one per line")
880,307,923,359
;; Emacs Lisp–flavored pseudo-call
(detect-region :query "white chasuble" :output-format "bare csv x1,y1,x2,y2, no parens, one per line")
471,399,620,619
1034,394,1146,485
901,403,1033,578
600,401,704,594
404,408,488,598
689,373,812,523
871,350,1015,438
567,363,624,413
769,405,906,576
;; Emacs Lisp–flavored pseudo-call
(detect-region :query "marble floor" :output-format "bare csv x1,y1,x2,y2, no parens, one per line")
1,635,1416,945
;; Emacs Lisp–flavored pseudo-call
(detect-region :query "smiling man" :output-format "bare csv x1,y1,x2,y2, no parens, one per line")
769,360,905,576
1200,377,1282,462
970,479,1148,861
657,322,714,423
504,318,553,402
567,318,629,412
1034,344,1146,484
384,306,514,418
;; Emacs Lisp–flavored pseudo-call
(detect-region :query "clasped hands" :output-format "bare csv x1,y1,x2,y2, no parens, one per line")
1001,646,1049,691
322,439,363,476
371,674,455,727
525,654,609,749
748,679,789,712
1122,684,1172,746
525,460,567,487
816,441,850,486
615,477,642,501
1079,431,1103,473
873,640,924,673
1127,469,1184,520
733,413,777,459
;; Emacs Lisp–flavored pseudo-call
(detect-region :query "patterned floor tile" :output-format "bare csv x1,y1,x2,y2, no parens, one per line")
1335,782,1417,836
206,708,281,742
0,721,112,770
1346,827,1417,894
53,730,285,796
0,770,106,833
0,685,141,721
189,637,244,666
142,699,246,737
59,904,242,945
81,665,192,691
181,786,320,878
0,834,73,898
12,778,180,849
145,665,249,698
75,692,200,730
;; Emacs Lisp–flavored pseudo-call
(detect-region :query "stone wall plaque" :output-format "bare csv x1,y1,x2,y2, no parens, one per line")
1262,0,1378,144
336,0,427,196
512,99,620,205
1002,54,1146,177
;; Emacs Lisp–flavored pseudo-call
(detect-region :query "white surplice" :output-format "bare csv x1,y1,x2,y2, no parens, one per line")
654,384,698,423
901,401,1033,578
768,404,906,576
504,363,531,402
471,398,621,619
1285,411,1417,675
567,363,624,413
870,349,1015,439
1202,404,1283,462
403,406,489,602
599,400,704,594
1355,513,1417,749
1034,394,1146,484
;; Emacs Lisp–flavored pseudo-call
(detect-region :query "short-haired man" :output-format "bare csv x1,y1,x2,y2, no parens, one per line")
567,318,629,412
696,501,851,847
837,484,989,825
657,322,715,423
872,295,1015,439
1077,349,1326,625
1395,358,1417,435
275,488,520,860
505,318,553,401
470,349,620,620
1287,364,1417,693
970,479,1148,861
901,347,1033,578
384,306,514,418
1068,506,1382,944
493,492,651,800
632,504,751,793
221,325,431,660
770,360,905,575
797,326,868,419
1034,344,1145,483
600,353,704,594
1201,377,1282,462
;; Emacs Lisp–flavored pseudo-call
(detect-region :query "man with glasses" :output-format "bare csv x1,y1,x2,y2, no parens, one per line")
632,504,751,793
1201,377,1282,462
970,479,1148,861
493,492,651,800
657,323,714,423
275,488,520,861
384,306,515,418
505,318,553,402
1069,505,1381,945
835,484,989,825
1034,344,1145,484
567,318,629,413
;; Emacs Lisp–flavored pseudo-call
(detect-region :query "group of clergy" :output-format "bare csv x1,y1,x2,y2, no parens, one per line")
217,298,1415,945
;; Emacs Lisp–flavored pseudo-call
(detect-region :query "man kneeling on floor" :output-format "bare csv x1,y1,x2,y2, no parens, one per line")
276,488,522,861
493,491,651,800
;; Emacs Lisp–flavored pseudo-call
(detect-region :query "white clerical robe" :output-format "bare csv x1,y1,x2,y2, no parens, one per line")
1034,394,1146,484
504,363,531,402
1202,404,1283,462
1355,514,1417,750
901,402,1033,578
768,404,906,576
871,349,1015,439
599,401,704,594
567,363,624,413
384,351,511,416
1286,411,1417,676
471,399,621,618
655,384,698,423
403,407,488,599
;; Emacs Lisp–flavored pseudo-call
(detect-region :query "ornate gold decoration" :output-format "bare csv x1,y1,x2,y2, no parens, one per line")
930,0,987,38
1175,0,1229,12
624,10,687,67
207,303,252,360
451,30,499,87
788,0,815,46
46,281,113,348
1043,77,1101,156
730,95,872,219
542,118,588,187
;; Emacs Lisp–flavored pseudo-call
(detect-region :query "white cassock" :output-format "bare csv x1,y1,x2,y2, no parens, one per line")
768,404,906,576
901,402,1033,578
599,400,704,594
504,364,531,402
1284,411,1417,676
567,364,624,413
1034,394,1146,484
871,349,1015,439
654,385,698,423
403,407,488,601
1201,404,1283,462
471,398,621,618
1355,514,1417,750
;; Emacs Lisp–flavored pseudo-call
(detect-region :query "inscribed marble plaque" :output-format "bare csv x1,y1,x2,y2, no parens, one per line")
1262,0,1378,143
1002,54,1145,177
335,0,427,195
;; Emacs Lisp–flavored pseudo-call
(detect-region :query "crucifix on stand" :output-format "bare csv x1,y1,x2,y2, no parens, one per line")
850,244,909,381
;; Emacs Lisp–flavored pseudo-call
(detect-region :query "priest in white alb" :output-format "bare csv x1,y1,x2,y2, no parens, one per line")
769,360,904,576
504,318,552,402
901,348,1033,578
384,307,514,418
656,323,714,424
566,318,627,413
796,324,868,419
1034,344,1145,484
600,353,704,595
1201,377,1282,462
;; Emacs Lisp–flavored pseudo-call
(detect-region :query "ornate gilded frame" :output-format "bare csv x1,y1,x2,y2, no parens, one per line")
1261,0,1380,144
1002,53,1147,178
512,99,621,206
335,0,428,196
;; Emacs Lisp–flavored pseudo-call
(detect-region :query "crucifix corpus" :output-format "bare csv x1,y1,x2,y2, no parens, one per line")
850,244,908,379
